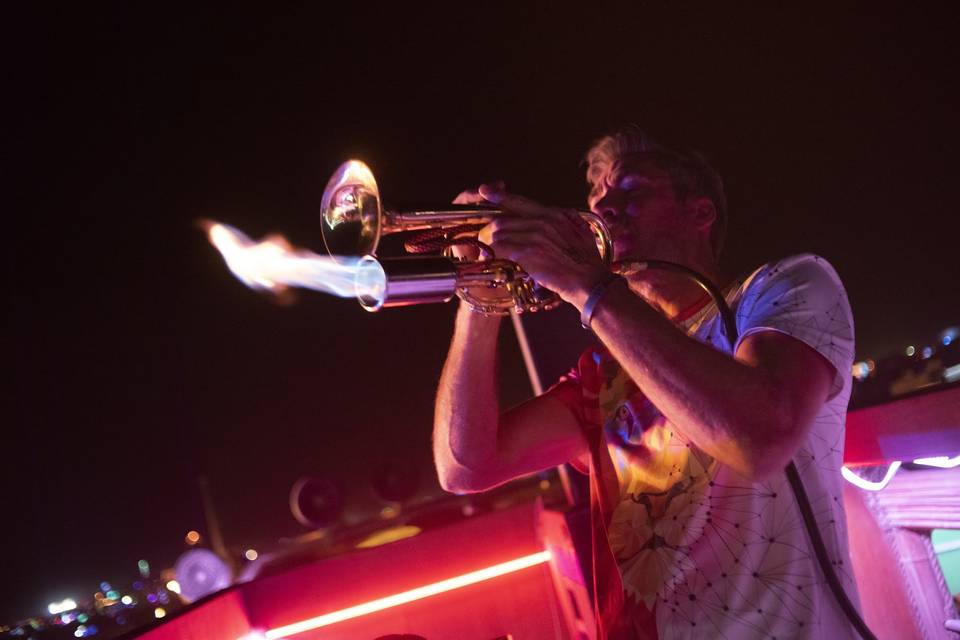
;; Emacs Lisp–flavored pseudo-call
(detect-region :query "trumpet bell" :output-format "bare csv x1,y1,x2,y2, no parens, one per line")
321,160,383,261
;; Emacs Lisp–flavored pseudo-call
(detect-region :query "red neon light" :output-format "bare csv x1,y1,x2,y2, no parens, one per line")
263,550,551,638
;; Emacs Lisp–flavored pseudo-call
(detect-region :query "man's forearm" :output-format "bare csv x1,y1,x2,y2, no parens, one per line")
587,281,822,479
433,304,503,488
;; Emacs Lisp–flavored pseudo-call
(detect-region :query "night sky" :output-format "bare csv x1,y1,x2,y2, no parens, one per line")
5,4,958,622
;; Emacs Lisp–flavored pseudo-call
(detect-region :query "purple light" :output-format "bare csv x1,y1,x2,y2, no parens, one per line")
146,593,158,603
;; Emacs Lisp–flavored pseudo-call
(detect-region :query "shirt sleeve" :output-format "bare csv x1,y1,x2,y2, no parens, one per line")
542,366,591,474
733,253,855,399
543,367,587,427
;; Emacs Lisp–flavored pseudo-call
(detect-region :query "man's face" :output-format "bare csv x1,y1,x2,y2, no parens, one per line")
588,154,698,265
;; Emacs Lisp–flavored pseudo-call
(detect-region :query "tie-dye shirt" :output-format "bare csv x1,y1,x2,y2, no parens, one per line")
551,254,860,639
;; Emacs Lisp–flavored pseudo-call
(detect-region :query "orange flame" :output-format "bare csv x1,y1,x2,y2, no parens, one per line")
204,221,360,298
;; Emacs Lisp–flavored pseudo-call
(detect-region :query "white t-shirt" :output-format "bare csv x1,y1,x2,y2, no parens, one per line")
558,254,860,638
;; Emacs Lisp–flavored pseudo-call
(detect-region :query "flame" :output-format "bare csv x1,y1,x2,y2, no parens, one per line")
204,221,360,298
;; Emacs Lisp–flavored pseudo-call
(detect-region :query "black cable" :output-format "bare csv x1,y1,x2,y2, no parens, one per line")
785,462,877,640
636,260,739,347
637,260,876,640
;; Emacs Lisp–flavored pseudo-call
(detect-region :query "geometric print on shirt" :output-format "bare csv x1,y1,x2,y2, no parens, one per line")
555,254,860,639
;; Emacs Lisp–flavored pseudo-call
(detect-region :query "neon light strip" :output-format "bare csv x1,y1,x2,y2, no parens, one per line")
912,454,960,469
264,550,552,639
841,461,901,491
934,538,960,554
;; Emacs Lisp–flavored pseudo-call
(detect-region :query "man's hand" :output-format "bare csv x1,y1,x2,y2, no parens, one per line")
451,182,503,262
474,183,609,307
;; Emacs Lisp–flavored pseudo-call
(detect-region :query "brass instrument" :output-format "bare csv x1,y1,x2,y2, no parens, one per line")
320,160,612,315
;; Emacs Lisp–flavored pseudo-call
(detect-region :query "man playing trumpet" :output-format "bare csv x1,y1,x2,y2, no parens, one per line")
433,127,860,638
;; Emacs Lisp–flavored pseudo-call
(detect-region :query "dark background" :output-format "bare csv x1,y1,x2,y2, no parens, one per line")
4,3,958,622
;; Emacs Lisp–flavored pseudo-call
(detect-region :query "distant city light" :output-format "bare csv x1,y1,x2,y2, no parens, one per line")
138,559,150,577
941,326,959,346
154,607,166,619
77,613,89,623
165,579,181,594
47,598,77,615
120,595,134,606
245,548,259,561
106,590,119,601
852,361,870,380
99,582,111,592
945,364,960,383
905,345,916,356
185,530,201,545
921,346,933,359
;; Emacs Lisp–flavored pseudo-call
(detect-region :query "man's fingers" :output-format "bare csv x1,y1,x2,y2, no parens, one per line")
559,207,592,233
488,211,596,253
555,208,600,251
478,184,553,218
480,217,561,246
453,189,483,205
454,180,506,205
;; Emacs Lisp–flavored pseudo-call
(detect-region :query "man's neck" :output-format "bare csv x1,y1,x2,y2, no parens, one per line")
626,261,729,321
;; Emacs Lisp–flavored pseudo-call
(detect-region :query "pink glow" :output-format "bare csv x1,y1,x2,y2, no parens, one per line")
263,550,551,638
912,454,960,468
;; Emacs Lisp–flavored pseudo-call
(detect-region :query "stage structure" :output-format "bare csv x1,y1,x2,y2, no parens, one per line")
188,160,960,639
132,373,958,639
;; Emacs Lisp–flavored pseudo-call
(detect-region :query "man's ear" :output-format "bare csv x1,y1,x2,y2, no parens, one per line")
689,196,717,231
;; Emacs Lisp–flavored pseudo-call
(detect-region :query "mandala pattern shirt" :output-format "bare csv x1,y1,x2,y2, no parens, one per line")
550,254,860,639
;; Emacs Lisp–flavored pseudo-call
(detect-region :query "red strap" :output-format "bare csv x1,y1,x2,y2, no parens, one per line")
586,423,626,638
580,349,658,639
671,292,711,324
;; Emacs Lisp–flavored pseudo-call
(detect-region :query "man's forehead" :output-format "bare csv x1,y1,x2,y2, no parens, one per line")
609,152,670,178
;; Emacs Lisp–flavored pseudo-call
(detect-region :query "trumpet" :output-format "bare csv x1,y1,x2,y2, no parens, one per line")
321,160,612,315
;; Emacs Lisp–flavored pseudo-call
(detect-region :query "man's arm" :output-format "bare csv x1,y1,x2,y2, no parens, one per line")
433,304,588,493
475,186,838,482
586,280,835,481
